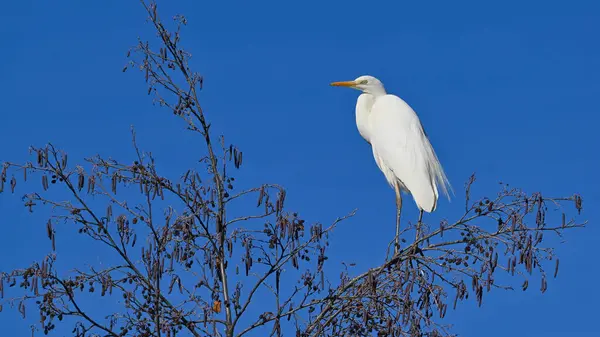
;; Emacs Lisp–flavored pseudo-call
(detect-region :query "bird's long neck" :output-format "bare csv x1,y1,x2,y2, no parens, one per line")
355,93,376,143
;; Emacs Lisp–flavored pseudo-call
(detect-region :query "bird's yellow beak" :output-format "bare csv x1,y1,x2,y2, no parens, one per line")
330,80,357,88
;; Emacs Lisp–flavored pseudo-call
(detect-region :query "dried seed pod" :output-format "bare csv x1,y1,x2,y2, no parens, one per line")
87,175,96,194
106,204,112,221
111,173,118,194
10,176,16,193
541,276,548,293
77,173,85,191
574,194,583,214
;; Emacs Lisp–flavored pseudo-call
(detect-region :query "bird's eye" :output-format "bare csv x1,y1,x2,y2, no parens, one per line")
360,80,368,85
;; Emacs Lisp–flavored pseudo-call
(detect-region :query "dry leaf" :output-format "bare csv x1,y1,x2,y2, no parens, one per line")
213,300,222,313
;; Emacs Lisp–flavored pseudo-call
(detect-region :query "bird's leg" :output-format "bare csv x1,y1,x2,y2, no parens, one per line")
394,181,403,255
415,209,424,243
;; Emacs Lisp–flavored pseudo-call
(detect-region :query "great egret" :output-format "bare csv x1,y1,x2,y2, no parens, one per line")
331,75,452,253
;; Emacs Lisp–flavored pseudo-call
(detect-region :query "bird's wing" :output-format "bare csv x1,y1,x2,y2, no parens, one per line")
369,94,451,212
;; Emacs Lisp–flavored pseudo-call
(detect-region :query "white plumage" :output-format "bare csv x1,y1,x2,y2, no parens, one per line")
369,94,451,211
331,75,452,252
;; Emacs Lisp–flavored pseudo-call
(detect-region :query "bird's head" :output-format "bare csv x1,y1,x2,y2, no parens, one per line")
330,75,386,96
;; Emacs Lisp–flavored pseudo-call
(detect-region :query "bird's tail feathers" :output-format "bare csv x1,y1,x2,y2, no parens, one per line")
425,140,453,201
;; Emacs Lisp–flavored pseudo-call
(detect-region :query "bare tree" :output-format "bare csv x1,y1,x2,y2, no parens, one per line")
0,1,585,337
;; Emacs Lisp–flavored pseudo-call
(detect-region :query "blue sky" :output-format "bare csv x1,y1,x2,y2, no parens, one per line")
1,0,598,336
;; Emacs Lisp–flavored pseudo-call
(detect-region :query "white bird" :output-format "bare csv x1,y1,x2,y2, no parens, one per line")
331,75,452,253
